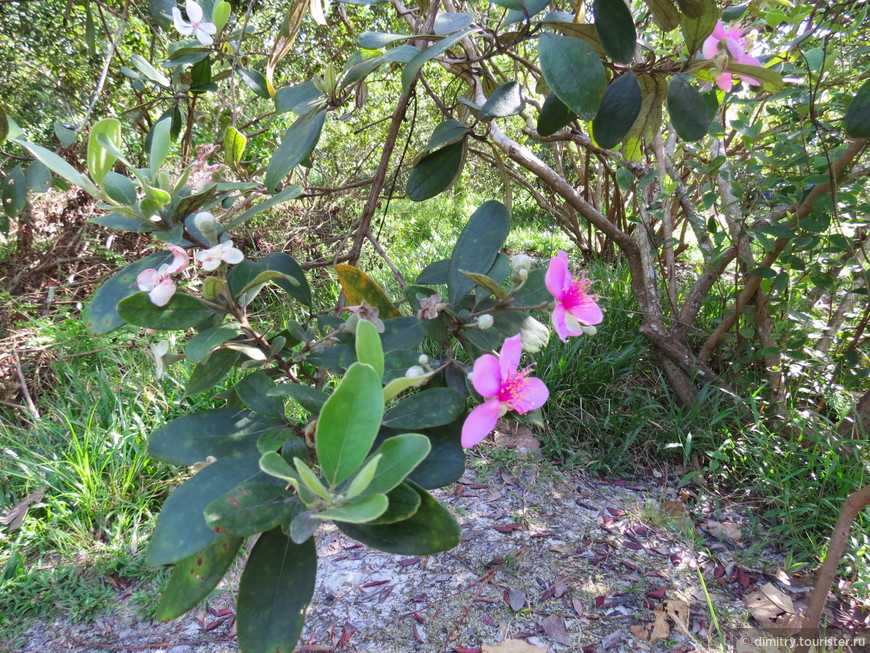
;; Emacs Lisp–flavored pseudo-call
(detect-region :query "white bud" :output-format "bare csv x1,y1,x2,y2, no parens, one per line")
418,354,429,366
511,254,533,272
581,325,597,336
477,314,494,330
517,268,528,282
405,365,425,378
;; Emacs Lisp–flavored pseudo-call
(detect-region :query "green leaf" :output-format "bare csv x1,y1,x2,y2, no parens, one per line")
424,119,472,152
592,73,642,149
407,429,465,489
149,408,285,466
212,0,231,30
749,266,777,279
337,482,460,555
147,453,263,565
0,104,7,145
238,68,272,99
379,317,424,352
538,33,606,120
223,126,247,170
190,55,212,92
511,267,551,306
360,433,431,497
130,53,170,86
493,311,550,353
366,482,421,524
401,28,479,95
84,252,174,335
54,121,77,147
448,200,511,303
89,213,153,232
204,482,296,536
25,160,52,193
268,383,329,414
184,348,241,397
724,62,784,92
344,454,382,499
223,184,302,230
358,31,411,49
479,81,525,120
236,529,316,653
317,363,384,487
679,0,719,54
101,171,137,206
149,117,173,171
293,458,332,501
383,389,464,429
667,75,710,142
260,252,311,306
154,536,243,621
593,0,637,63
87,118,122,185
537,92,577,137
646,0,680,31
117,292,215,330
844,77,870,138
482,0,524,10
355,319,384,379
257,427,297,454
264,107,327,191
16,140,99,196
259,451,302,484
315,494,388,522
461,271,508,301
334,264,402,319
185,323,242,363
274,81,324,115
416,259,449,285
235,372,285,418
1,166,26,218
407,140,466,202
434,12,474,35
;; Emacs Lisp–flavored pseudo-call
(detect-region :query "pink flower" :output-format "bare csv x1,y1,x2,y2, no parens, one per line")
417,293,447,320
136,244,189,306
461,335,549,448
343,301,385,333
545,251,603,342
702,21,763,92
195,240,244,271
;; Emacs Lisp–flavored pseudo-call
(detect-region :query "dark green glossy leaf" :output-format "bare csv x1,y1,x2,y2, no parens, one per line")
1,166,26,218
260,252,311,306
448,201,511,303
538,33,606,120
493,311,550,353
366,482,421,524
416,259,449,284
479,82,525,120
185,323,242,363
358,31,411,49
380,317,424,352
238,68,271,99
845,77,870,138
223,184,302,230
511,267,551,306
88,213,153,232
434,12,474,35
268,383,329,414
25,161,52,193
679,0,719,54
264,107,327,191
101,171,137,205
667,75,710,142
358,433,431,497
593,0,637,63
236,529,316,653
646,0,680,31
154,536,243,621
537,92,577,136
424,120,472,152
149,408,285,466
407,140,466,202
383,389,464,429
235,372,285,418
337,482,460,555
592,73,642,149
401,28,479,95
118,292,215,330
147,453,263,565
204,482,297,536
274,81,324,115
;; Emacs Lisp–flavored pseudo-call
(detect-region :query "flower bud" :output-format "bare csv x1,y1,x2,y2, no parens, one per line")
511,254,533,272
477,314,494,330
516,268,528,282
581,325,597,336
405,365,425,378
418,354,429,366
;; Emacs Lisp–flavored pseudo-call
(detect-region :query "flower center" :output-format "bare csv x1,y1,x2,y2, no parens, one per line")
561,276,596,310
498,369,533,409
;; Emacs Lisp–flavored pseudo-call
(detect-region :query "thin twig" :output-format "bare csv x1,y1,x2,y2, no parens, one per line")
11,350,40,420
78,9,129,133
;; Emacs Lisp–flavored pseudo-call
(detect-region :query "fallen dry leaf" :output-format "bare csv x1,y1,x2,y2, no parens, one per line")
541,613,571,645
0,487,45,530
482,639,547,653
629,623,650,640
508,589,526,612
699,519,742,543
661,500,687,517
663,598,691,636
746,582,795,628
650,607,671,643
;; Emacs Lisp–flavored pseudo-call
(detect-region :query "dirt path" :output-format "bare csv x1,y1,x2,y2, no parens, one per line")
10,451,837,653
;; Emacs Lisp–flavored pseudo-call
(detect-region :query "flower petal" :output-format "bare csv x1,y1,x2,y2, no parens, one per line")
220,245,244,264
137,269,160,292
714,72,733,92
472,354,501,397
505,377,549,415
545,250,570,298
702,35,720,60
498,334,523,379
551,302,569,342
568,302,604,326
194,27,214,46
149,279,177,306
461,399,502,448
172,7,192,33
165,244,190,274
185,0,203,23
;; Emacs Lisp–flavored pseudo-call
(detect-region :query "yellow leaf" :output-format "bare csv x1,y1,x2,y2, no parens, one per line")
334,264,401,319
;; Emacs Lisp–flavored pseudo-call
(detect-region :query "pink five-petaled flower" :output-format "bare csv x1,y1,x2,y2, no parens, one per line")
136,244,189,307
195,240,244,271
545,250,603,342
172,0,217,46
702,21,763,92
461,335,549,448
